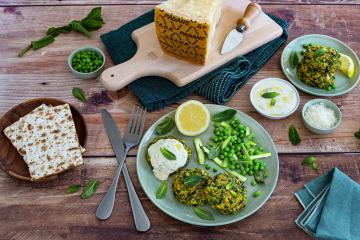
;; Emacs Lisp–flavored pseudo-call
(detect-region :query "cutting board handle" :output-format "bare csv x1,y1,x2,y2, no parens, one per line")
100,53,147,91
237,3,262,30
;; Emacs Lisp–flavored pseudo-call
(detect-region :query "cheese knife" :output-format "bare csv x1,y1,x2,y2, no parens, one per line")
221,3,262,55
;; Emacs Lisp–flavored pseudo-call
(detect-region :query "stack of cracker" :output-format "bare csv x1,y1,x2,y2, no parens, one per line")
3,104,84,180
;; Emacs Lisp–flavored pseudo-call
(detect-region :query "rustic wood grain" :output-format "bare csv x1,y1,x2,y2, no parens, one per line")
0,0,359,6
0,153,359,240
0,5,359,155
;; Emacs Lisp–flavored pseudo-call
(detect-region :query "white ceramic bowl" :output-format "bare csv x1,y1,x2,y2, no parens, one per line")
68,46,106,80
302,99,342,135
250,78,300,119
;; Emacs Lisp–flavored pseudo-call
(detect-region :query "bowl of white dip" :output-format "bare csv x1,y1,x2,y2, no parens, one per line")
250,78,300,119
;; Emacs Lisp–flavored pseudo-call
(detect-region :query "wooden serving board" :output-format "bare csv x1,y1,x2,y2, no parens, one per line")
100,0,283,91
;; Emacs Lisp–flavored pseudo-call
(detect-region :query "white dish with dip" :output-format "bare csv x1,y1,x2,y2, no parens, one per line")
250,78,300,119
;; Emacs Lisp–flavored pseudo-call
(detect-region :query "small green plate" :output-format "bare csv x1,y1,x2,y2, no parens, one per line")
136,104,279,226
281,34,360,96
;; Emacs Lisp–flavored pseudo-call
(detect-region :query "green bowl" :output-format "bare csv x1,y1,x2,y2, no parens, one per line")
136,104,279,227
68,46,105,80
302,99,342,135
281,34,360,97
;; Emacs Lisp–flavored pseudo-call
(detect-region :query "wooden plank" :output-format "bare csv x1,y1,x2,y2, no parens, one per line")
0,5,359,155
0,0,359,6
0,153,359,239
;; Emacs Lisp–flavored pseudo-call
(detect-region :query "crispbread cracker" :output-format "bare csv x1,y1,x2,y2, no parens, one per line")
3,103,85,181
3,104,48,159
27,147,83,180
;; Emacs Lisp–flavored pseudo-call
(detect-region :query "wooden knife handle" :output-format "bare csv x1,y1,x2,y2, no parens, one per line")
236,3,262,31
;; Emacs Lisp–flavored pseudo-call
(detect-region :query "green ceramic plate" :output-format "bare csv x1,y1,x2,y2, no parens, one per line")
136,104,279,226
281,34,360,96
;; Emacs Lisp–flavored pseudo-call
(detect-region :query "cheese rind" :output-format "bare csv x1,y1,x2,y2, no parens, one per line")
155,0,223,65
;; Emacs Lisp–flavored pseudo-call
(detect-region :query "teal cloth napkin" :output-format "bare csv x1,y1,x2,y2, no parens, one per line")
101,11,288,110
295,167,360,240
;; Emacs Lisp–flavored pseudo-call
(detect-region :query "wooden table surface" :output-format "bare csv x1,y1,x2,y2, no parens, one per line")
0,0,359,239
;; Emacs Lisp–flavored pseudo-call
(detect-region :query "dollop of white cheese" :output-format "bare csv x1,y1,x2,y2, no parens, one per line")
148,139,188,181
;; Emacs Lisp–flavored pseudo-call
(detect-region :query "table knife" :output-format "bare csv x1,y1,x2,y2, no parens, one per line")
96,109,125,220
221,3,262,55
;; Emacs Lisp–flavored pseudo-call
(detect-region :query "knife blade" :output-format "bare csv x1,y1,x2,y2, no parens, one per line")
221,3,262,55
101,109,125,165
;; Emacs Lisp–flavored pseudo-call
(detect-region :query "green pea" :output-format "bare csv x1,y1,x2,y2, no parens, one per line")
205,164,211,170
230,165,235,170
253,190,261,198
249,170,253,175
259,165,265,171
212,168,218,173
251,180,257,186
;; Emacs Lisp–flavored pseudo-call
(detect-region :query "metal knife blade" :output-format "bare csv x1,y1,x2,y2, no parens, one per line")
101,109,125,165
221,29,244,55
221,3,262,55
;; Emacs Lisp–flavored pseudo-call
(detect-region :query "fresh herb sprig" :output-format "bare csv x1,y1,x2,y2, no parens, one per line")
160,147,176,160
193,207,214,221
80,179,98,199
18,7,105,57
184,175,202,187
155,117,175,135
72,87,86,102
155,181,167,199
289,125,301,145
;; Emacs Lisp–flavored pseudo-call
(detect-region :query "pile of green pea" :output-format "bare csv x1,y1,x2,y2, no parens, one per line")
209,118,268,186
72,50,104,73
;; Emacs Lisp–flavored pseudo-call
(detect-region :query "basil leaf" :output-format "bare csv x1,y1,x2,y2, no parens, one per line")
262,92,280,99
311,162,319,173
80,7,105,31
193,207,214,221
66,184,81,193
80,179,98,199
72,87,87,102
70,20,91,38
289,51,300,68
184,175,202,187
207,144,220,159
155,117,175,135
270,98,276,106
288,125,301,145
354,129,360,139
213,109,237,122
155,181,167,199
160,147,176,160
302,156,316,166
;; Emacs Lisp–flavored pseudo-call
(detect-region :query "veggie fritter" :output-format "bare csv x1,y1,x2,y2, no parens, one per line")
172,168,211,206
297,44,341,90
205,173,247,214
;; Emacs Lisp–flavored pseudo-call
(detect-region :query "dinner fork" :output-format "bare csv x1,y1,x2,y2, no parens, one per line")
96,105,150,232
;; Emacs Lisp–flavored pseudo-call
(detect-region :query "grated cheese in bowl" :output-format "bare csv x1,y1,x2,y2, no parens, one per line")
305,103,337,129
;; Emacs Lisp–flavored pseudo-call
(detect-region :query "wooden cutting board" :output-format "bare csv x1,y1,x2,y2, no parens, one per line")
100,0,283,91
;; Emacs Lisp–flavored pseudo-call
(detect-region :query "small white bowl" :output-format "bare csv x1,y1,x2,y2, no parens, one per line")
68,46,106,80
302,99,342,135
250,78,300,119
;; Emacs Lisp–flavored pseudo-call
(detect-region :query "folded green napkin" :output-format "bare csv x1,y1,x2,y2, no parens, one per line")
295,167,360,239
101,11,288,110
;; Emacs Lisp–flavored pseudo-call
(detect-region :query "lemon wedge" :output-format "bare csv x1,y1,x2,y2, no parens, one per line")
175,100,210,136
339,53,355,78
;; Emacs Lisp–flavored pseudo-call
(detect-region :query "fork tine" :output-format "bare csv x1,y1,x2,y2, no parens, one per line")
131,105,140,134
139,108,147,135
135,107,146,135
126,105,136,134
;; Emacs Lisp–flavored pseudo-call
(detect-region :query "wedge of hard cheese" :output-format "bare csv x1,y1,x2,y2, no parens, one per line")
155,0,223,65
